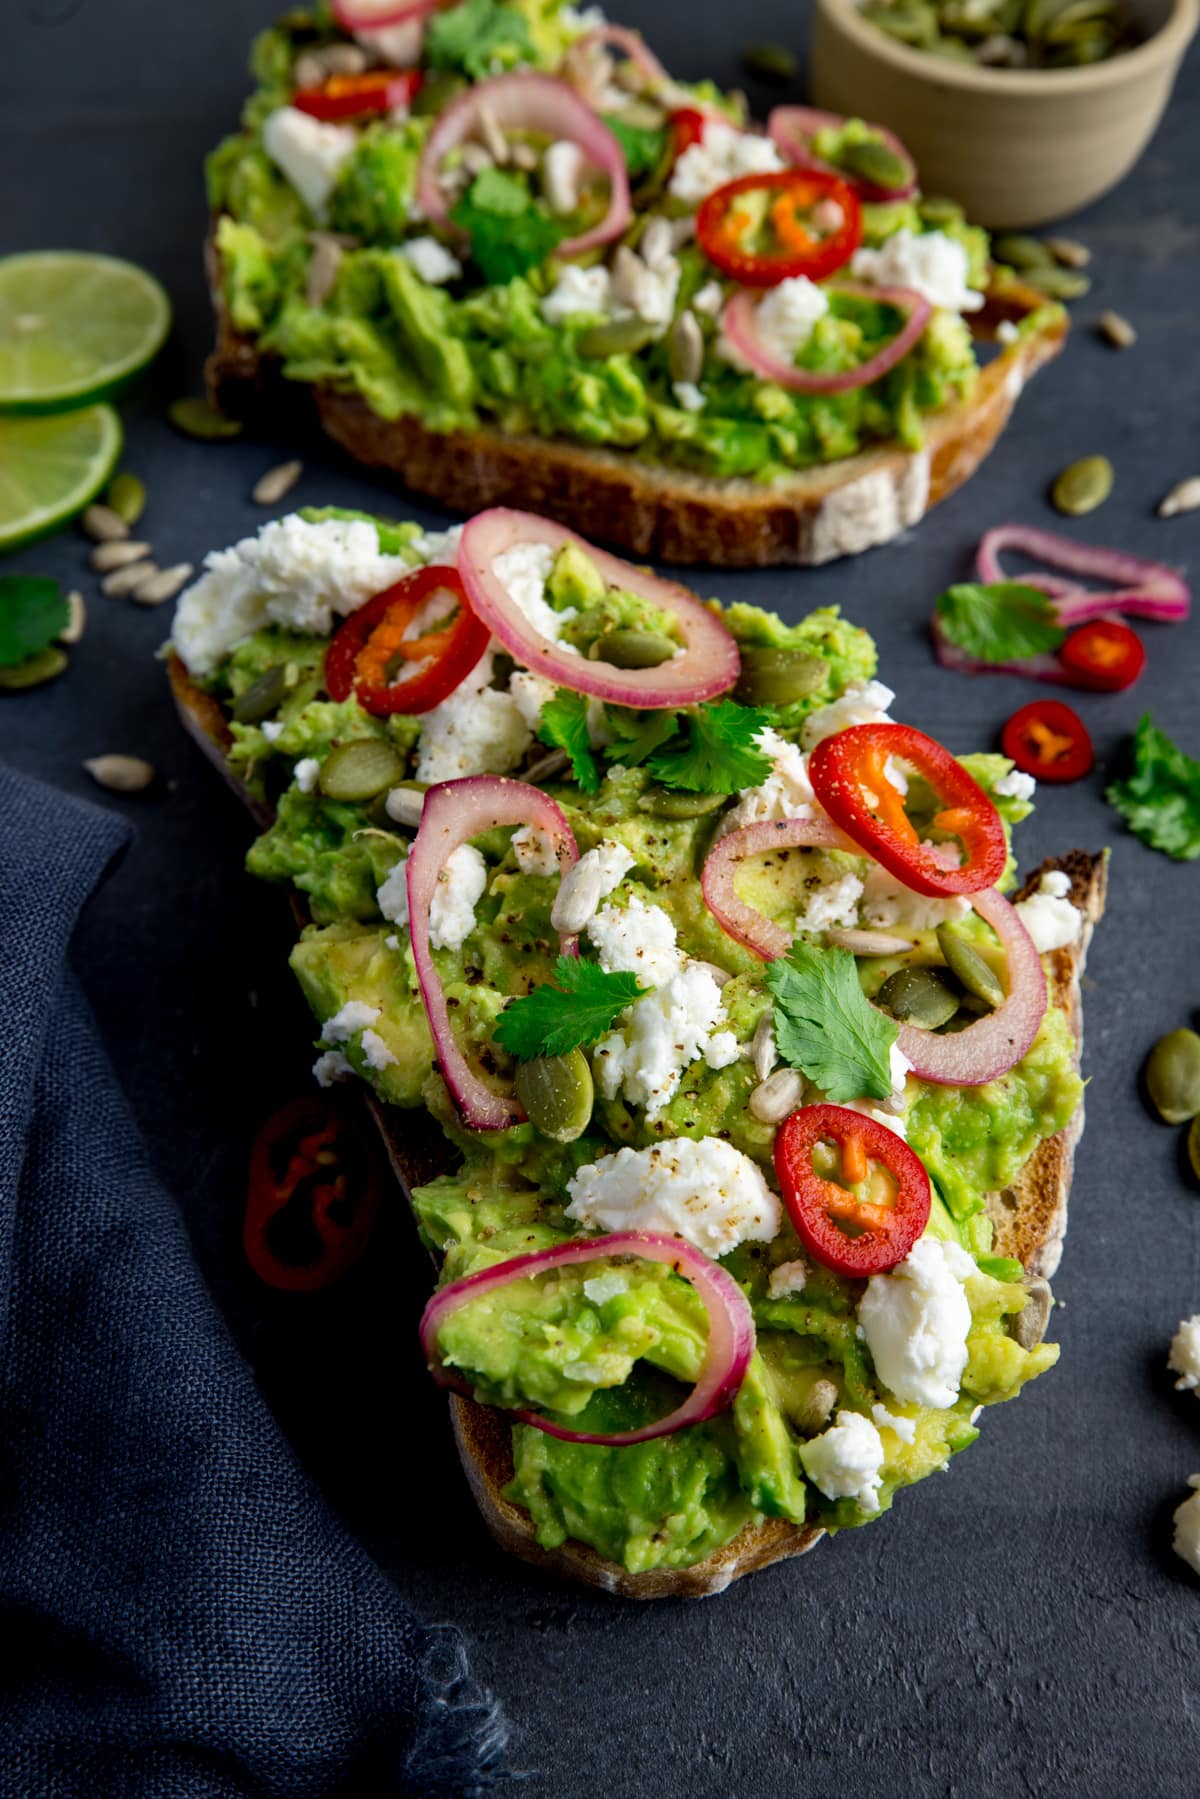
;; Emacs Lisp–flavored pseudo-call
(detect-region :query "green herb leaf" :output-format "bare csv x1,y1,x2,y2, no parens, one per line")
1106,713,1200,861
646,700,774,793
976,1255,1024,1282
766,939,898,1104
449,185,564,285
466,166,530,217
0,575,68,669
425,0,534,81
494,957,646,1060
935,582,1066,664
538,690,600,793
602,114,669,179
604,706,681,768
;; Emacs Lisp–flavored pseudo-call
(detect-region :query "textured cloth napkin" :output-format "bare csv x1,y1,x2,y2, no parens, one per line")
0,766,508,1798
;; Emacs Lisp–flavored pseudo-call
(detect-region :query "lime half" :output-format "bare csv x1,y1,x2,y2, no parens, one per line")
0,252,171,413
0,405,122,551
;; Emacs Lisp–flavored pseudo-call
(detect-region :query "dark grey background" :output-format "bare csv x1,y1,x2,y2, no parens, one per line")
3,3,1200,1793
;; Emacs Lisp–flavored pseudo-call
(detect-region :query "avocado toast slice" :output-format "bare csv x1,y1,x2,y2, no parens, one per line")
203,3,1065,568
166,505,1104,1596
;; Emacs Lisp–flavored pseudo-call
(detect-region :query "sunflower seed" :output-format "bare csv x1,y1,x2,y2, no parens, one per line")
477,102,508,164
797,1378,839,1433
306,234,344,307
1052,454,1113,516
825,926,917,956
749,1067,804,1125
668,310,704,384
84,754,156,793
752,1012,777,1083
1045,235,1091,268
131,563,194,606
460,142,494,178
509,142,538,172
102,560,158,597
106,472,146,526
1007,1277,1053,1349
292,50,326,88
1158,477,1200,518
82,503,130,543
384,785,426,828
90,539,152,572
524,748,571,783
59,592,86,644
640,215,673,270
252,459,304,507
550,858,606,935
322,41,368,74
1098,308,1136,348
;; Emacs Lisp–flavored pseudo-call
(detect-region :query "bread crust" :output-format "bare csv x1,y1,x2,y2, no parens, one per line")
168,652,1104,1597
203,226,1065,568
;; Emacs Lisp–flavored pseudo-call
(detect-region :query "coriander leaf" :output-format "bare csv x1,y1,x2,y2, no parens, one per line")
425,0,533,81
646,699,774,793
1106,712,1200,861
604,706,680,768
602,114,669,179
538,689,600,793
0,576,67,669
766,939,898,1104
449,190,564,285
494,957,645,1060
935,582,1066,664
466,166,530,218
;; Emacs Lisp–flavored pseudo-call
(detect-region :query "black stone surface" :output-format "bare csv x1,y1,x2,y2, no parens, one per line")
3,3,1200,1792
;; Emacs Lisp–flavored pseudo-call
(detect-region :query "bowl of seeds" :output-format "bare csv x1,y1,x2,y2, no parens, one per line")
810,0,1197,225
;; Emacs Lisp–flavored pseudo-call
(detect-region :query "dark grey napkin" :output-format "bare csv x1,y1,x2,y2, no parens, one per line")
0,766,508,1798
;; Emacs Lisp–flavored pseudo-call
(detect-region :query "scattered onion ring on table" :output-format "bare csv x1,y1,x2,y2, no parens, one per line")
768,105,918,202
416,73,632,258
975,524,1191,625
722,283,931,393
407,776,579,1130
457,509,741,707
701,817,860,961
419,1231,756,1445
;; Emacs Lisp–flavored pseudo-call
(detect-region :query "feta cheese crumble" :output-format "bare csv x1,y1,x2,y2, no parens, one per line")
722,726,818,833
668,119,785,206
850,229,984,314
512,825,561,877
1015,869,1082,954
262,107,358,219
360,1028,397,1070
1174,1476,1200,1577
542,139,586,214
398,235,462,284
994,767,1036,801
429,843,487,951
508,668,558,730
322,1000,382,1043
1168,1314,1200,1394
415,653,532,783
871,1402,917,1445
673,381,707,412
293,756,321,795
376,855,410,928
541,263,612,324
261,720,284,743
312,1049,352,1088
750,275,829,367
800,1410,886,1513
592,961,739,1113
857,1237,976,1409
492,541,575,642
794,870,864,934
587,892,683,987
800,680,895,750
565,1136,780,1258
768,1259,809,1300
861,858,970,933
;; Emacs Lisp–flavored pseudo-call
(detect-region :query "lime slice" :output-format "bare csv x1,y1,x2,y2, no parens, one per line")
0,405,122,551
0,252,171,413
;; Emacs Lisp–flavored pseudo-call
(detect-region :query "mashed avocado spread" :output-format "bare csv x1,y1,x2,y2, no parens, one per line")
175,507,1082,1575
205,0,1012,482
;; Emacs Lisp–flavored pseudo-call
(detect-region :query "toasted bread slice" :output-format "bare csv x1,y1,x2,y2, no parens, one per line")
168,651,1104,1596
203,230,1066,569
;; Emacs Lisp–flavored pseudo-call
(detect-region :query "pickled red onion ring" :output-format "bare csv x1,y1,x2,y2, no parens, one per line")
768,106,917,202
976,524,1190,625
722,282,931,395
701,817,859,961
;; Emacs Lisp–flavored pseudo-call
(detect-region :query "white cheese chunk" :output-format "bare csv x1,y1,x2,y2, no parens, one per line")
673,381,707,412
1015,870,1082,953
312,1049,352,1088
260,720,284,743
871,1402,917,1444
508,668,558,730
851,229,984,314
428,843,487,951
994,767,1036,801
861,858,970,933
322,999,381,1043
1169,1314,1200,1394
857,1237,975,1409
376,854,410,928
668,119,785,206
592,961,738,1114
752,275,829,367
360,1028,397,1070
565,1136,780,1258
542,138,586,215
415,663,532,784
492,541,575,643
800,680,895,750
398,235,462,284
262,107,358,220
587,892,683,987
722,726,819,834
768,1259,810,1299
512,825,561,877
541,263,613,324
294,756,321,795
1174,1477,1200,1577
795,870,864,934
800,1410,886,1513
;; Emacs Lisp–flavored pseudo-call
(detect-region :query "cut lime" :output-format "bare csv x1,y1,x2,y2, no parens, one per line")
0,252,171,413
0,405,122,551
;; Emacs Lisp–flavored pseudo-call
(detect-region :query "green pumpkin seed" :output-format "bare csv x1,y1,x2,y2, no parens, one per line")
515,1050,594,1143
318,738,406,803
992,233,1057,272
106,471,147,526
862,0,940,45
591,628,677,669
735,647,827,708
918,196,965,228
838,138,913,193
638,786,727,819
937,924,1004,1010
877,965,960,1030
578,318,660,359
231,664,292,725
1052,454,1113,517
1188,1115,1200,1183
168,397,243,441
1022,265,1092,300
0,646,68,691
927,36,979,57
1145,1028,1200,1125
740,41,798,82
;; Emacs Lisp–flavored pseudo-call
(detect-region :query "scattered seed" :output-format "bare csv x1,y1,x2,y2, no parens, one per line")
91,539,152,572
550,858,606,935
322,41,368,74
1023,266,1091,301
0,646,68,691
749,1067,804,1125
477,102,509,165
1158,477,1200,518
667,310,704,385
168,396,243,441
1045,235,1091,268
293,50,327,88
460,142,494,178
131,563,194,606
524,747,571,784
797,1378,839,1434
640,215,673,270
1052,453,1113,517
1008,1277,1053,1349
106,471,147,526
740,40,798,82
992,233,1055,272
825,925,916,957
59,592,86,644
306,234,344,307
509,142,538,172
82,503,129,543
252,459,304,507
752,1012,777,1084
1098,308,1136,348
84,754,156,793
102,560,158,597
384,785,426,828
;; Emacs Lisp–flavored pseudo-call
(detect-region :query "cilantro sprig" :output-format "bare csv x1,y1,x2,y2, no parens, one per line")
645,700,774,793
450,166,564,285
1106,713,1200,861
538,691,600,793
935,582,1066,664
765,939,898,1105
494,957,646,1060
0,575,68,669
425,0,534,81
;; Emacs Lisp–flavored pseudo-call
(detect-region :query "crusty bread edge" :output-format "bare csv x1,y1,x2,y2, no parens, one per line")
167,652,1104,1598
203,225,1066,569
